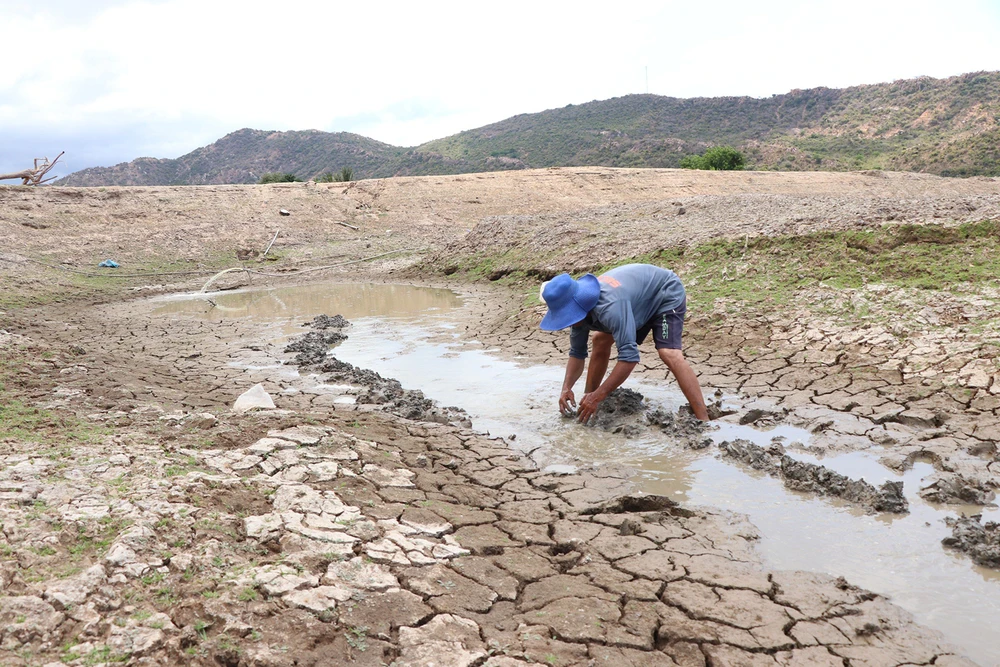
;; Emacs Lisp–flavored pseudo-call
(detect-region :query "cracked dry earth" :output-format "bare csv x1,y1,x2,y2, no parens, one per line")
0,295,982,667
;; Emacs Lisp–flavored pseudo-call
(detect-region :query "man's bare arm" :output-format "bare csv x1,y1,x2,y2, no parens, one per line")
577,360,637,423
559,356,586,415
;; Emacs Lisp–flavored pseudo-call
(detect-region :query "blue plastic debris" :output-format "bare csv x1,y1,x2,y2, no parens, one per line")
98,259,119,268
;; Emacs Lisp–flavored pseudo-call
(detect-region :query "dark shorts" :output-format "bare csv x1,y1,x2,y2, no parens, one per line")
637,298,686,350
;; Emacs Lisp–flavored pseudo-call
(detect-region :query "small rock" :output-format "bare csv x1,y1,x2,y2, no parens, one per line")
190,413,217,429
43,564,106,610
283,585,352,613
168,554,194,573
324,557,398,591
243,513,284,541
396,614,486,667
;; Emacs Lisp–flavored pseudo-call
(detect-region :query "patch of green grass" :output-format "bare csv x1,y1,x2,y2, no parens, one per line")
501,221,1000,317
154,586,177,606
78,646,130,665
345,626,369,652
0,251,238,312
0,400,112,444
237,587,259,602
653,221,1000,309
68,518,130,559
141,571,165,586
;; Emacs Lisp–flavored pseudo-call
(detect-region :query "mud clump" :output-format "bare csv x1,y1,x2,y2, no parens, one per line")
782,456,908,514
719,439,909,514
718,439,783,475
739,407,788,426
319,357,470,427
646,407,713,449
942,514,1000,568
307,314,350,329
920,475,996,505
591,388,646,435
283,313,351,365
589,389,712,447
284,330,348,365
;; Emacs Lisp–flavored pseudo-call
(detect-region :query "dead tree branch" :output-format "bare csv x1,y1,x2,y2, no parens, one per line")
0,152,65,185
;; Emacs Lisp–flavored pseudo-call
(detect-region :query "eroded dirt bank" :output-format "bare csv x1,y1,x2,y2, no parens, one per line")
2,168,999,665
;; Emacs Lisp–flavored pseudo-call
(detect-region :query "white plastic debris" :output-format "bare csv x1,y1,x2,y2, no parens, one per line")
233,384,276,412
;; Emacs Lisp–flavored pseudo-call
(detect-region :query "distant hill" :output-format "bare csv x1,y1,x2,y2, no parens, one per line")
57,71,1000,186
56,129,477,186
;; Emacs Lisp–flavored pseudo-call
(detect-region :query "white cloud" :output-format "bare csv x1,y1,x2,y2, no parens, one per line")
1,0,998,175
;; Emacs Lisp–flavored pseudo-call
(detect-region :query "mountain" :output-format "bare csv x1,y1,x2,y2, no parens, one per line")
57,71,1000,186
55,129,478,186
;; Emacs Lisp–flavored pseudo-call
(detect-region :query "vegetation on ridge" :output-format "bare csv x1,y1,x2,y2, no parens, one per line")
680,146,745,170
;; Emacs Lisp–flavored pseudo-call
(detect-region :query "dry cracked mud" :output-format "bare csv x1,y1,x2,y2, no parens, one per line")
2,168,999,665
0,317,978,666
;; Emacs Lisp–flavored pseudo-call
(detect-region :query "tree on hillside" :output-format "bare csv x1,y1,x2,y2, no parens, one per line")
680,146,746,170
318,167,354,183
259,172,301,184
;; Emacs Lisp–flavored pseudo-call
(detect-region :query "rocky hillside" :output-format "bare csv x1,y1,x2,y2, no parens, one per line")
56,129,477,187
58,71,1000,185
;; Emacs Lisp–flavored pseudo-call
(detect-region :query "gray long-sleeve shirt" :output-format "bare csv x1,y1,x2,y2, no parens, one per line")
569,264,685,363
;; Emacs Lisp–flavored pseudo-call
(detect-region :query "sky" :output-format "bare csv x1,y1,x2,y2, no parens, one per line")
2,0,1000,178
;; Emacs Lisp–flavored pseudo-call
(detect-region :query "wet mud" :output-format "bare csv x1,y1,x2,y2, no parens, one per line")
283,330,349,365
282,313,351,365
588,388,647,436
318,355,470,426
920,474,997,506
719,439,909,514
586,388,713,449
282,314,471,427
646,406,714,450
943,514,1000,569
306,314,351,330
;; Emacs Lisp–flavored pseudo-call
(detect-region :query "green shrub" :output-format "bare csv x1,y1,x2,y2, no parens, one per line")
258,172,300,184
317,167,353,183
680,145,746,170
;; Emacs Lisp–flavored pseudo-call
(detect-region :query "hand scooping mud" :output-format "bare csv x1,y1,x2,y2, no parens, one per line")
576,391,604,424
559,388,577,417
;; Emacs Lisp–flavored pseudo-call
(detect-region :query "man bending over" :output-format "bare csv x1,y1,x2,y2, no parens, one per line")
539,263,709,422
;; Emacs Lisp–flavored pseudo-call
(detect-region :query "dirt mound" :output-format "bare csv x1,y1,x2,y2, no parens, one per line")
590,388,647,435
719,439,909,514
943,514,1000,569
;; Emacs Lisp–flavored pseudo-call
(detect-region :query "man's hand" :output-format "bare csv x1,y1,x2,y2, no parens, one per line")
577,391,605,424
559,389,577,416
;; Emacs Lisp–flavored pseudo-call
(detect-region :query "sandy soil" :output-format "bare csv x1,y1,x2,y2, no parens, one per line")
1,168,998,665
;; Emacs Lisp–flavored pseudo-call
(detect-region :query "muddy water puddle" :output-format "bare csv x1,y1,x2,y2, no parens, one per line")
156,282,1000,665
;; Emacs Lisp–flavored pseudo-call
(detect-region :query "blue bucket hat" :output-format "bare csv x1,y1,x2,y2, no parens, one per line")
539,273,600,331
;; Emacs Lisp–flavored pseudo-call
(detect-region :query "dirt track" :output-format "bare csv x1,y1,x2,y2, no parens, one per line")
1,169,999,665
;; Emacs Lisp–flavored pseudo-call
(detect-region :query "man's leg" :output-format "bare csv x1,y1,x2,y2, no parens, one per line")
585,332,614,393
650,302,709,420
658,348,709,420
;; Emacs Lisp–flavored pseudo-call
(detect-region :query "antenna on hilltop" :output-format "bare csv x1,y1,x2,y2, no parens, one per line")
645,66,648,94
